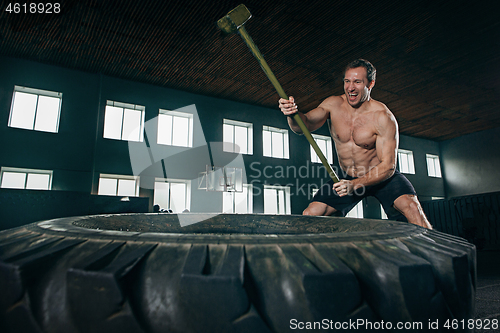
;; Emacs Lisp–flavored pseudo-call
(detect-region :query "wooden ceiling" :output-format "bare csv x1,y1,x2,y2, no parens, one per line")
1,0,499,140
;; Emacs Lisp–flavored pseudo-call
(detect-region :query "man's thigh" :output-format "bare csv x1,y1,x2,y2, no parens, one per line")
303,201,337,216
312,179,362,216
372,170,417,219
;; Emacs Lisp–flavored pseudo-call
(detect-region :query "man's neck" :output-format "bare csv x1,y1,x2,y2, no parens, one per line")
347,96,371,113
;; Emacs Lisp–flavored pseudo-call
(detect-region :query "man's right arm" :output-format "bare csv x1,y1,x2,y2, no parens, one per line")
278,96,331,134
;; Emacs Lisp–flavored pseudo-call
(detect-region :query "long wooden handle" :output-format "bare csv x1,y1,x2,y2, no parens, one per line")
238,26,339,183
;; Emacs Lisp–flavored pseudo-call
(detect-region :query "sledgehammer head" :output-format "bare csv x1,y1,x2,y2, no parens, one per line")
217,4,252,34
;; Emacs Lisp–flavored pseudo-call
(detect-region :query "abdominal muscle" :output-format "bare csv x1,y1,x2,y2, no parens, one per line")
334,140,381,179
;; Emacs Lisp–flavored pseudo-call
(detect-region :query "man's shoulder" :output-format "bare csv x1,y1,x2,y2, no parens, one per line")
369,99,390,112
318,95,344,110
369,100,395,119
368,100,398,132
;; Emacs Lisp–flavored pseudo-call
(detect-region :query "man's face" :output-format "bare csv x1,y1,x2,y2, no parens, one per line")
343,67,375,108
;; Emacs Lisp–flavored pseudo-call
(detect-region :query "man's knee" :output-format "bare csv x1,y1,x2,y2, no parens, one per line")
303,202,324,216
303,205,321,216
303,202,336,216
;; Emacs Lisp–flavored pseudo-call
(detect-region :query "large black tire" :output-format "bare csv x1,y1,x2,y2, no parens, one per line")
0,213,476,332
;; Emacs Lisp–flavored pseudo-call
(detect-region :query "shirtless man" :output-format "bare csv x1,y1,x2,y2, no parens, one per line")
279,59,432,229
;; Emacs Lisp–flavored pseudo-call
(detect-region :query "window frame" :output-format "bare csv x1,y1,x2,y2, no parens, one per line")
103,100,145,142
157,109,194,147
380,204,388,219
153,178,191,213
397,149,415,174
223,119,253,155
311,188,319,201
426,154,442,178
0,167,53,190
222,184,253,213
263,125,289,159
310,133,333,164
98,173,140,197
346,200,364,218
8,85,63,133
263,184,291,215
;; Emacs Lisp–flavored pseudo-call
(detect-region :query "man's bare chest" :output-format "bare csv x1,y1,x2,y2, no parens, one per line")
330,115,377,150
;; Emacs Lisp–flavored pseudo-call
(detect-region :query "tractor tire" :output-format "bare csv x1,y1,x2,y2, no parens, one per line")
0,213,476,332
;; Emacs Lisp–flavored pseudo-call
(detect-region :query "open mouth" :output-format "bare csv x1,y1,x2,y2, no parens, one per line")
348,93,358,102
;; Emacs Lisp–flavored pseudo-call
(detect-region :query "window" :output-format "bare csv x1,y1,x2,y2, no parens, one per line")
426,154,442,178
98,174,140,196
0,167,52,190
223,184,253,213
103,101,145,142
310,134,333,164
154,179,191,212
9,86,62,133
380,205,388,219
397,149,415,174
311,188,319,200
223,119,253,154
158,109,193,147
264,185,291,214
346,201,364,218
263,126,289,159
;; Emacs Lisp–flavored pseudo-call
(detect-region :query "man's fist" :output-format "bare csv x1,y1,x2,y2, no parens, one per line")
278,96,298,116
333,179,354,197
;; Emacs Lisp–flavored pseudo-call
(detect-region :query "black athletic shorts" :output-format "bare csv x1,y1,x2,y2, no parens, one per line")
312,169,417,220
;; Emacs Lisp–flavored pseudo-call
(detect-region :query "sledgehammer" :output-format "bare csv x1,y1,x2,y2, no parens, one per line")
217,4,339,183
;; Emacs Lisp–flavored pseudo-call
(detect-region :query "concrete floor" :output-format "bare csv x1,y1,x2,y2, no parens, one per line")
475,250,500,333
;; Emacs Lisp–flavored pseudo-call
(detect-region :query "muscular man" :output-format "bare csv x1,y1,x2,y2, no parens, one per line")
279,59,432,229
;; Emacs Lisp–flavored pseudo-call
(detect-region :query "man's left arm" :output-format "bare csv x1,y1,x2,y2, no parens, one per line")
335,111,398,196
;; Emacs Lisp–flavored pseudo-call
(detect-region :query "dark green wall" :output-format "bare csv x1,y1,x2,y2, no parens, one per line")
0,56,447,221
0,57,99,193
399,135,445,202
440,127,500,198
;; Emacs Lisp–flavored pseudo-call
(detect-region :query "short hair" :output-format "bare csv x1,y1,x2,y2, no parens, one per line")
345,59,376,82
